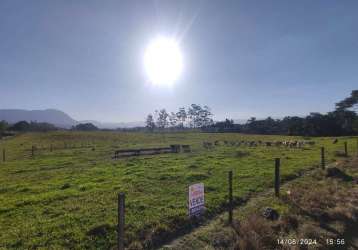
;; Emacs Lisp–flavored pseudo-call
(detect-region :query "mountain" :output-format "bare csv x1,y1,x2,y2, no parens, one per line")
0,109,77,128
0,109,145,129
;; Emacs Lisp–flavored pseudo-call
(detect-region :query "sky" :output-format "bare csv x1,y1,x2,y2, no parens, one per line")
0,0,357,122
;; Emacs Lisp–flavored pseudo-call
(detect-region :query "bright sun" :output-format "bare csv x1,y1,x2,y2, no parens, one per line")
144,36,183,86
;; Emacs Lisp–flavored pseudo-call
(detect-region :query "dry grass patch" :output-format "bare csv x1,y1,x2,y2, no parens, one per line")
233,214,278,250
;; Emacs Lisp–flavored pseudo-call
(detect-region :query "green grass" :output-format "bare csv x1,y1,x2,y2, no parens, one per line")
0,131,357,249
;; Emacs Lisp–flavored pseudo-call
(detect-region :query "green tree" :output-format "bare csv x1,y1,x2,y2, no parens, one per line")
145,114,155,131
187,104,203,128
200,105,213,127
168,112,178,127
156,109,169,129
176,107,187,128
335,90,358,112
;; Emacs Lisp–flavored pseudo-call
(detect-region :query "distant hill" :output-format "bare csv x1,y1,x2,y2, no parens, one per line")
0,109,145,129
0,109,76,128
79,120,145,129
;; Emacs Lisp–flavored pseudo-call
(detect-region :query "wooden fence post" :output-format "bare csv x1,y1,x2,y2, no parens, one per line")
118,193,125,250
228,170,233,224
275,158,280,197
344,142,348,157
321,147,325,169
2,149,5,162
50,144,53,152
357,138,358,156
31,146,35,157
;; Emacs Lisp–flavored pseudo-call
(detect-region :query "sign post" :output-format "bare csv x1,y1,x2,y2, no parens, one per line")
188,183,205,217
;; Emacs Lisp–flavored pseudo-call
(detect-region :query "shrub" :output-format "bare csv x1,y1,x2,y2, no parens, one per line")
234,214,277,250
72,123,99,131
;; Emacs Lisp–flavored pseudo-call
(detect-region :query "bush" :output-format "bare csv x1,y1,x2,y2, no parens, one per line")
8,121,30,131
72,123,99,131
0,120,9,133
234,214,277,250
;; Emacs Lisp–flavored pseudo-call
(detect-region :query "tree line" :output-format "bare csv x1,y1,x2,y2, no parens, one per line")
206,90,358,136
145,91,357,136
0,120,58,133
145,104,214,130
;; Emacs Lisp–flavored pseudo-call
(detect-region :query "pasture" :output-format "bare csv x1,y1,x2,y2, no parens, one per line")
0,131,357,249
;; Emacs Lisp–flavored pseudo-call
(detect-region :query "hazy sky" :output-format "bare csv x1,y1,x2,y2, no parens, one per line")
1,0,357,122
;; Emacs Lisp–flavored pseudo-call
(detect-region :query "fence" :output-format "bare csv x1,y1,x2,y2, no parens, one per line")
0,143,96,162
113,145,184,158
1,138,357,163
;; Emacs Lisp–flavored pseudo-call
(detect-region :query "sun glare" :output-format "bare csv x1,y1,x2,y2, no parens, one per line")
144,36,183,86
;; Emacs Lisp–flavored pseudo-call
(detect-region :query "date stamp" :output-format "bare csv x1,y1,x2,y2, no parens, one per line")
277,238,317,245
277,238,346,246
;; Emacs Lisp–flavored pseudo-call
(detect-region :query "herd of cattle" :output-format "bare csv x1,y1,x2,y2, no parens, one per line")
203,139,316,149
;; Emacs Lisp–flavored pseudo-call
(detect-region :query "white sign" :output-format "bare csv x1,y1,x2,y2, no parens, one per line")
188,183,205,217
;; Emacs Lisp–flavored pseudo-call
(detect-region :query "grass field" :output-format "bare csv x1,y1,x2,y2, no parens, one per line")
164,157,358,249
0,131,357,249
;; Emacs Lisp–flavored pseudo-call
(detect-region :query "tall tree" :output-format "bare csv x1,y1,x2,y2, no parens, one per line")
168,112,178,127
145,114,155,131
176,107,187,128
187,104,213,128
156,109,169,129
187,104,202,128
200,105,213,127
